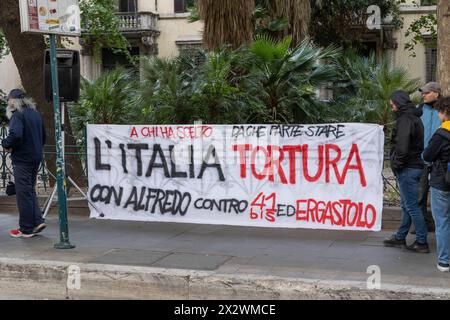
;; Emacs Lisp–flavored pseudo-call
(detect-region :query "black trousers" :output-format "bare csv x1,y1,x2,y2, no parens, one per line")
13,163,44,234
418,165,435,229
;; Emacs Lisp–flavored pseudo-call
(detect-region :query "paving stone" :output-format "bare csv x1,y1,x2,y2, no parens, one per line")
152,253,231,270
87,249,170,266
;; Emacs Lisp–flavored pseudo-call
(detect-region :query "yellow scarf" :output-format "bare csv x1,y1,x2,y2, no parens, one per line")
442,121,450,132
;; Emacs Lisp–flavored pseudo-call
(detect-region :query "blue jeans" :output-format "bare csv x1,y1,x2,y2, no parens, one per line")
394,168,428,244
13,163,44,234
431,187,450,264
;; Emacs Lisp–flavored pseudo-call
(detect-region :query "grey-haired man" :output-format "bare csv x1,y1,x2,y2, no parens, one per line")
2,89,47,238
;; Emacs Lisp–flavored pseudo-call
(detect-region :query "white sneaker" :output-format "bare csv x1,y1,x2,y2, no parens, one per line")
437,263,450,272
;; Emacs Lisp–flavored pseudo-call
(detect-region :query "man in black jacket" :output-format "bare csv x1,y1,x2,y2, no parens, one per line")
423,97,450,271
2,89,47,238
383,90,429,253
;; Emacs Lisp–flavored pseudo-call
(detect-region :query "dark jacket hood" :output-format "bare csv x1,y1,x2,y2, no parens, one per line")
390,90,422,118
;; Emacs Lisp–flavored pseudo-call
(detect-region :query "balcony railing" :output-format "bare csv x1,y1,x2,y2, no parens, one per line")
116,12,158,32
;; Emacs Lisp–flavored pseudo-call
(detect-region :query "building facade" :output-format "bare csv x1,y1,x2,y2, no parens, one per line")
0,0,439,95
394,1,437,83
80,0,203,79
0,0,203,92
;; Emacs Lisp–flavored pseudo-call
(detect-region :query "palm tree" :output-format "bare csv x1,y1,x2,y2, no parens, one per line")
139,49,252,124
197,0,254,50
333,52,421,128
255,0,311,46
195,0,313,49
0,29,7,61
139,55,199,124
71,68,139,142
246,36,340,123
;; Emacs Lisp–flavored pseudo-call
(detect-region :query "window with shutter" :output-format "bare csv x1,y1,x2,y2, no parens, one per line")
179,43,204,65
420,0,437,5
102,47,140,72
425,47,437,83
174,0,194,13
119,0,137,12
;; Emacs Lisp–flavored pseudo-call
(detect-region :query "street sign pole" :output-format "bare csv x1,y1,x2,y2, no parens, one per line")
49,34,75,249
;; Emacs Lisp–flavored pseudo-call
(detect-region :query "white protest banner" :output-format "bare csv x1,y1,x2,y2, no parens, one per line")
86,123,384,231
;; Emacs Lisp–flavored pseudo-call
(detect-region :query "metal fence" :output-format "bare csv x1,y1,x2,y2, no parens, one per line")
0,123,87,194
382,150,400,206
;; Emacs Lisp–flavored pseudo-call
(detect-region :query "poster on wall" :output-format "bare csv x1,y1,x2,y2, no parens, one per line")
19,0,80,36
86,123,385,231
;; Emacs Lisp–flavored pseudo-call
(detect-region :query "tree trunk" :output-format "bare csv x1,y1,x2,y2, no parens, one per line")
197,0,254,50
438,0,450,96
0,0,85,188
267,0,310,46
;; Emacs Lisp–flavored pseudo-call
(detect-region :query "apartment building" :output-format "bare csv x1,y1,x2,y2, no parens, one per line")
0,0,203,92
0,0,439,94
394,0,437,83
81,0,203,78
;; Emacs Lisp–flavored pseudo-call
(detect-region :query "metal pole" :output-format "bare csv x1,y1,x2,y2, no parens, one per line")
49,34,75,249
43,184,57,218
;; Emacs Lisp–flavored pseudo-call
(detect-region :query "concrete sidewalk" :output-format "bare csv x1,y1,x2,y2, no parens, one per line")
0,211,449,299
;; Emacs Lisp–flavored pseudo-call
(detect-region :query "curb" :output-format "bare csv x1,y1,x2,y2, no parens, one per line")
0,257,449,300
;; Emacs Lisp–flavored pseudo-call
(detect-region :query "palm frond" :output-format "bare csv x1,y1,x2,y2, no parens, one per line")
251,35,291,60
70,68,139,141
330,52,421,126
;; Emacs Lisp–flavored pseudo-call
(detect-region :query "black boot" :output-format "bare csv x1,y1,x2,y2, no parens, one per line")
383,234,406,247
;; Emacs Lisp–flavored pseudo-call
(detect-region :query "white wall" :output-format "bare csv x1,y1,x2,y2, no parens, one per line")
152,0,204,59
157,0,175,14
394,5,437,84
0,53,21,94
157,17,203,58
394,13,427,83
139,0,156,12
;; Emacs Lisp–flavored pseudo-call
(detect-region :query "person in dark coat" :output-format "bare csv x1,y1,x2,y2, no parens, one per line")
423,96,450,272
2,89,47,238
383,90,429,253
